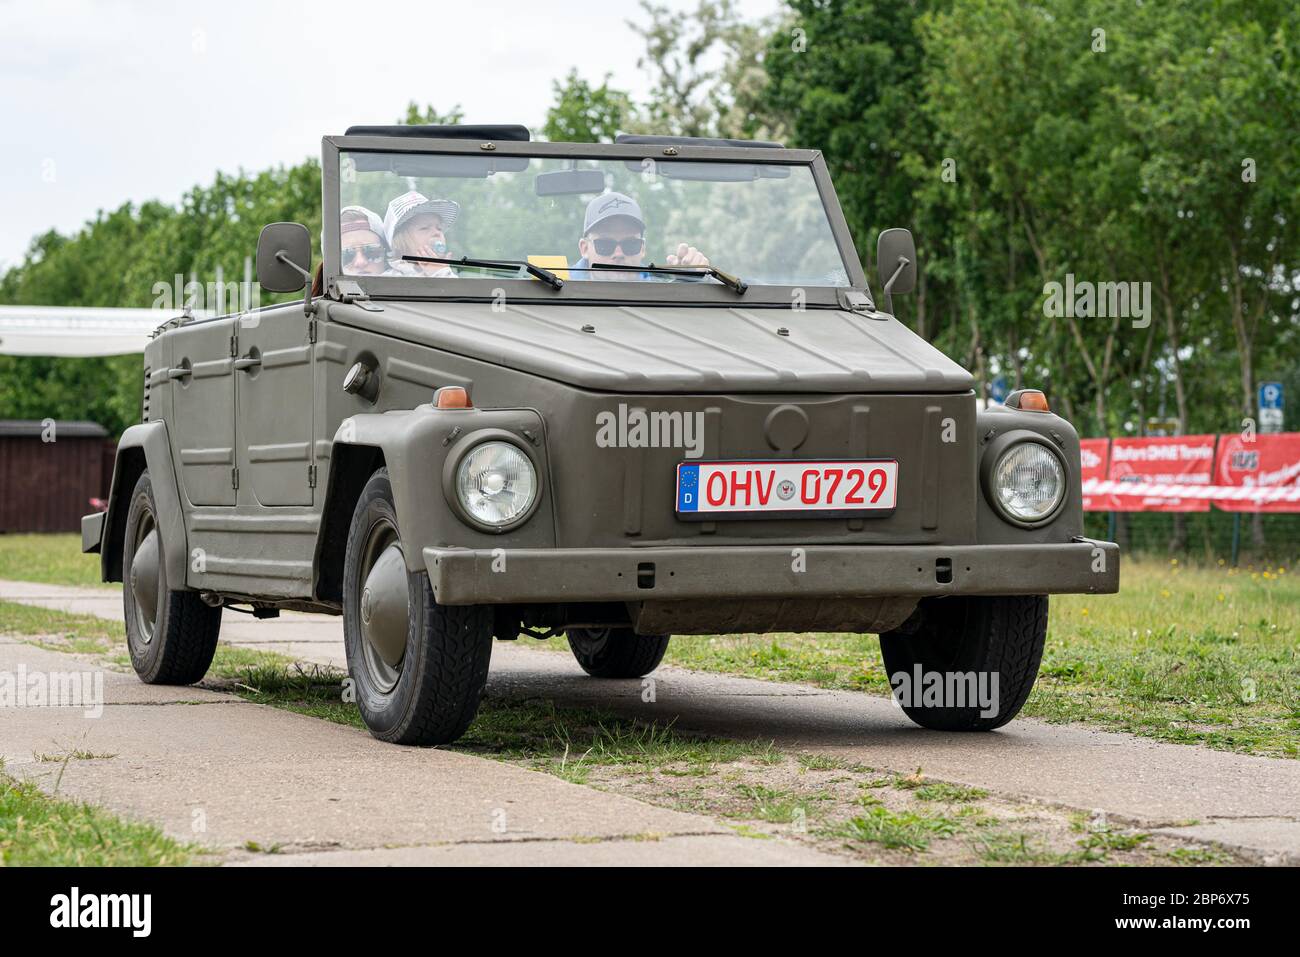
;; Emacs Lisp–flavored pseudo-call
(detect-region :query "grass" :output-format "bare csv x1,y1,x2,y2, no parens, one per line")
0,762,196,866
537,557,1300,759
832,804,970,852
3,537,1297,757
221,660,781,786
0,533,111,588
0,599,1245,867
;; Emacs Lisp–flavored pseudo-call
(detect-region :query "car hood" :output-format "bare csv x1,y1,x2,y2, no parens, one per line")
331,299,974,394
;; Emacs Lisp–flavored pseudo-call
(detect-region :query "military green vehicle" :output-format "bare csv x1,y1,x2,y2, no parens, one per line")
83,125,1119,746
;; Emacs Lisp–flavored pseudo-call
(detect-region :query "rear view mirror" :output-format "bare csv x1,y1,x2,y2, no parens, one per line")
621,159,791,181
350,152,529,178
535,168,607,196
876,227,917,313
256,222,312,293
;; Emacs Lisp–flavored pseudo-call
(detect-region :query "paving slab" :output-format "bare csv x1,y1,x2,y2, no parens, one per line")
5,579,1298,864
0,640,848,865
231,834,849,867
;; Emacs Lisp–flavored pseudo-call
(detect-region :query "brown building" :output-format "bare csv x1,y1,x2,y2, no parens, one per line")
0,420,112,533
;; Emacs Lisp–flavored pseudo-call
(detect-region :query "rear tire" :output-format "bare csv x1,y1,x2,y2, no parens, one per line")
122,471,222,685
879,595,1047,731
567,627,670,679
343,469,493,745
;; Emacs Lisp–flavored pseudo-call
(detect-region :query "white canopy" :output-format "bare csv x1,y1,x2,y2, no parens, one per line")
0,305,211,357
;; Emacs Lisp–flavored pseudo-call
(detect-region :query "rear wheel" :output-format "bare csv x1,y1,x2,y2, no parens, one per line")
343,469,493,745
567,627,670,679
122,471,222,684
879,595,1047,731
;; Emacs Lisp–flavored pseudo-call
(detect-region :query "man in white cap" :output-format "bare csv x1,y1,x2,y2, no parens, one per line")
382,190,461,277
573,192,709,281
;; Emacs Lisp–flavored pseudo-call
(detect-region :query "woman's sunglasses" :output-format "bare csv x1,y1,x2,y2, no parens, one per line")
588,237,644,256
345,243,387,264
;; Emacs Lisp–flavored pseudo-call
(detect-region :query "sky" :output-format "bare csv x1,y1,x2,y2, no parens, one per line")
0,0,782,271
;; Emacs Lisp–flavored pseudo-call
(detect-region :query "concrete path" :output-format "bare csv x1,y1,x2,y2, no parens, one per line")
3,579,1298,864
0,636,844,866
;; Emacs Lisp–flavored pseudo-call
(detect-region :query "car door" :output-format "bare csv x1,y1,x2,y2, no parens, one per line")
168,316,238,507
233,307,316,506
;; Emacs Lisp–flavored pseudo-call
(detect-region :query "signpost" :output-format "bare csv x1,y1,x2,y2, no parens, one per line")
1259,382,1283,434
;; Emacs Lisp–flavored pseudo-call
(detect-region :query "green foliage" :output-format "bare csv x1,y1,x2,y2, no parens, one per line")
1,0,1296,454
402,101,466,126
543,70,636,142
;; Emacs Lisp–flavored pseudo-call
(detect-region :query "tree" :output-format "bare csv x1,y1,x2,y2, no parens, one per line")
402,102,465,125
543,70,637,142
631,0,788,140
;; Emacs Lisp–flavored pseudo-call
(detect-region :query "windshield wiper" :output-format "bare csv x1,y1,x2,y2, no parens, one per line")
402,255,564,290
586,261,748,295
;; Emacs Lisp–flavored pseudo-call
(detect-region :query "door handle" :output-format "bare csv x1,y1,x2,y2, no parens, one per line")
165,366,192,380
234,354,261,372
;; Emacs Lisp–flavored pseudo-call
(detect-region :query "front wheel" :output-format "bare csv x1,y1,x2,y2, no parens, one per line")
879,595,1047,731
567,627,670,679
343,469,493,745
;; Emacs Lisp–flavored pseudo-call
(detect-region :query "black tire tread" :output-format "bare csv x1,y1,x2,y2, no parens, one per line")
880,594,1047,732
123,471,221,686
568,628,670,679
399,579,493,744
342,468,493,746
149,589,222,685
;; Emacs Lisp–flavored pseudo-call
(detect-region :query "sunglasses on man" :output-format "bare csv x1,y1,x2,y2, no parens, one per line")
345,243,387,264
588,236,645,256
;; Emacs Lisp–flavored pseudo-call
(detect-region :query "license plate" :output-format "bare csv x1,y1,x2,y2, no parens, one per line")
676,459,898,518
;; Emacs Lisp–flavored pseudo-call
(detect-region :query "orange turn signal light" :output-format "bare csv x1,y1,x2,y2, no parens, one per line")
1006,388,1050,413
433,386,472,409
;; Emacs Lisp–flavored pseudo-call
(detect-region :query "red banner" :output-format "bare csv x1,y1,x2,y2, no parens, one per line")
1106,435,1217,512
1212,432,1300,513
1079,438,1117,511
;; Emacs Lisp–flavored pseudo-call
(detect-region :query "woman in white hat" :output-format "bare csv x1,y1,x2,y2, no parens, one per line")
382,191,461,277
339,205,389,276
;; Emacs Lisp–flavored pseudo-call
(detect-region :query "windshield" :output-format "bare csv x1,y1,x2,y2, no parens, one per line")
335,150,851,289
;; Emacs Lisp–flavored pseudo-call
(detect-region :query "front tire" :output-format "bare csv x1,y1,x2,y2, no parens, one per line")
343,469,493,745
879,595,1047,731
122,471,222,684
567,627,670,679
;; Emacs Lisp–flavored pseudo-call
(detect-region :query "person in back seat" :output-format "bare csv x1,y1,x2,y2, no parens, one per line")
383,191,460,277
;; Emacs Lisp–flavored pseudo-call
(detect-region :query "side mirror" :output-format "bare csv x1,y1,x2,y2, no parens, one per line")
876,227,917,314
256,222,312,293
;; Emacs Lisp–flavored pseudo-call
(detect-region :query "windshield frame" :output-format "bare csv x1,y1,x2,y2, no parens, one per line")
321,134,870,308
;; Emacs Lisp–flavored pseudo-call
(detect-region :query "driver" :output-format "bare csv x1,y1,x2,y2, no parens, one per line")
573,192,709,281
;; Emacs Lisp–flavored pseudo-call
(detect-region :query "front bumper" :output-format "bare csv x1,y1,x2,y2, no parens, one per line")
424,537,1119,605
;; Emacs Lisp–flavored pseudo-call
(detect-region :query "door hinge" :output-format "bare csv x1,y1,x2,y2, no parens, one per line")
229,333,238,357
308,318,318,343
307,464,317,488
231,467,239,490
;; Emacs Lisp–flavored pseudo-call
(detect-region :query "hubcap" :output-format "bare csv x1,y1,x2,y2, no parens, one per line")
130,515,160,643
356,523,409,693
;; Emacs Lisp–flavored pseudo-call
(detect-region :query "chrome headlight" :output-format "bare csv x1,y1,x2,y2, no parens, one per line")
454,441,538,527
992,441,1066,524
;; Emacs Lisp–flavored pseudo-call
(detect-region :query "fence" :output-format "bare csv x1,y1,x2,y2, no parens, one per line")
1077,432,1299,563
